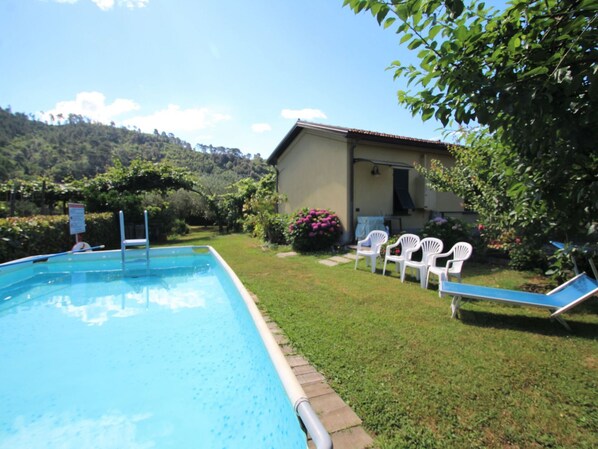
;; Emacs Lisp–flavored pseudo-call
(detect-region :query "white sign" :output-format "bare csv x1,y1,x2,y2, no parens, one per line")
68,203,86,235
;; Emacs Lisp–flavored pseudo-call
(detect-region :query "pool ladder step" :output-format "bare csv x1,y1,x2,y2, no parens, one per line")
119,210,150,273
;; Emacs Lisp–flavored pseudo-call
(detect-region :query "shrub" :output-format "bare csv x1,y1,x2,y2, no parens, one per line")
506,240,548,272
263,214,288,245
0,212,119,263
244,212,288,245
170,218,189,236
287,208,342,252
547,242,598,281
421,216,471,250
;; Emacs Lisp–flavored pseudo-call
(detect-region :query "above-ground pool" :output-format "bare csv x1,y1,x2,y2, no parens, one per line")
0,246,326,449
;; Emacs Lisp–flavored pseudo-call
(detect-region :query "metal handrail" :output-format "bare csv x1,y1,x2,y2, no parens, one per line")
296,400,333,449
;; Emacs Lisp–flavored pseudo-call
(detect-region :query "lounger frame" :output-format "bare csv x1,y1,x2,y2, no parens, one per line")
439,273,598,330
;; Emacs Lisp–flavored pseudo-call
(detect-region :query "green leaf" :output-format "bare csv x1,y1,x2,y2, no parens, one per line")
429,24,443,40
400,33,413,44
407,39,423,50
522,66,549,79
422,108,435,121
383,17,396,29
395,3,409,21
417,49,429,59
421,72,437,87
376,5,389,24
396,22,409,34
507,35,521,52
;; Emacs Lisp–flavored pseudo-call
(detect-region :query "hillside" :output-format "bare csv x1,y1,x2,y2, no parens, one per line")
0,106,271,183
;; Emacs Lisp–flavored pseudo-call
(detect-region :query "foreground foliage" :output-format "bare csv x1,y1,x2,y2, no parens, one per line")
345,0,598,256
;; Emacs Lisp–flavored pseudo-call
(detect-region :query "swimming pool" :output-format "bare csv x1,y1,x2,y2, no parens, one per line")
0,246,329,449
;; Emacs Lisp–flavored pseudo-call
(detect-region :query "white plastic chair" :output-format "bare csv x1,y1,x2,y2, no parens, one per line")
425,242,473,290
401,237,443,288
354,230,388,273
382,234,420,276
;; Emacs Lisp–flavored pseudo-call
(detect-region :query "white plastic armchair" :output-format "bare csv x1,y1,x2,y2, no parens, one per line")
382,234,420,276
354,230,388,273
401,237,443,288
425,242,473,290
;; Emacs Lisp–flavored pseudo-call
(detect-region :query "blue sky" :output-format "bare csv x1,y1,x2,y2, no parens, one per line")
1,0,503,157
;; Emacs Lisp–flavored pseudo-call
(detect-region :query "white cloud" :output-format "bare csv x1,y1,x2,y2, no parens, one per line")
41,91,139,123
118,0,148,9
51,0,148,10
281,108,327,120
92,0,114,10
251,123,271,133
42,92,231,141
123,104,231,134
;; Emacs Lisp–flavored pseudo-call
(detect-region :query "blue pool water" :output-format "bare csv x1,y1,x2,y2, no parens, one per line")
0,249,306,449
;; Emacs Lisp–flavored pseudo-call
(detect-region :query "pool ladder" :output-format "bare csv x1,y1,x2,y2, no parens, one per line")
119,210,150,273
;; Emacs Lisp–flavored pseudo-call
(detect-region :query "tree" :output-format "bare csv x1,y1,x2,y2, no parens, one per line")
0,177,84,217
83,159,196,214
344,0,597,244
417,131,513,231
241,173,288,243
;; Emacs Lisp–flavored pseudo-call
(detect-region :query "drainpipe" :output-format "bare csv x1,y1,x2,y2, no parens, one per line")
274,166,280,213
348,141,357,243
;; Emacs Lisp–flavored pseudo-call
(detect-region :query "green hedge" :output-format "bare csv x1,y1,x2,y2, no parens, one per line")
0,213,120,263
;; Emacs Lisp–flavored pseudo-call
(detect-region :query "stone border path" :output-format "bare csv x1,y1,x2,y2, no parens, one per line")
261,313,375,449
272,250,375,446
319,253,358,267
277,250,360,268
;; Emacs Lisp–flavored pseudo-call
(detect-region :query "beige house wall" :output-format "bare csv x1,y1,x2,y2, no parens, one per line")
353,143,465,234
277,130,350,238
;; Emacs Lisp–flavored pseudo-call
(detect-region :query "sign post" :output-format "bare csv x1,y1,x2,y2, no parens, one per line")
68,203,86,244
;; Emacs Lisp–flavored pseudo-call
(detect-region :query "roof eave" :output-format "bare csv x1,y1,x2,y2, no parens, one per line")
267,120,348,165
268,120,452,165
346,130,449,151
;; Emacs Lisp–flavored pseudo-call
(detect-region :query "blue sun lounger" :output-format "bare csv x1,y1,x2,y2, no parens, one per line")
439,273,598,330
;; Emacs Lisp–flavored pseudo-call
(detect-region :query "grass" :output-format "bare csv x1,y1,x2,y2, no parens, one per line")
168,228,598,449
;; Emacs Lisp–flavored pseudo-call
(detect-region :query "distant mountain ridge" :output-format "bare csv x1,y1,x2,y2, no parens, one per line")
0,106,271,182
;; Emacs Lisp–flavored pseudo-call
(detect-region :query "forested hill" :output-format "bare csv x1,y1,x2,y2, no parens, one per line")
0,106,271,182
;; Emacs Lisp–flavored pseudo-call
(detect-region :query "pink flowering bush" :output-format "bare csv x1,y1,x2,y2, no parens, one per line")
287,208,342,252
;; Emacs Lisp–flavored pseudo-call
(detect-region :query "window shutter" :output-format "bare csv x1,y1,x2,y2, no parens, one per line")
393,169,415,213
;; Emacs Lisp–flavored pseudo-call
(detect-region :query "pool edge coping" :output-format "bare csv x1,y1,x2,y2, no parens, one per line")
207,245,334,449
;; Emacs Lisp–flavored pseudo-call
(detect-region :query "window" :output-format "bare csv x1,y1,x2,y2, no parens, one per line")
393,169,415,214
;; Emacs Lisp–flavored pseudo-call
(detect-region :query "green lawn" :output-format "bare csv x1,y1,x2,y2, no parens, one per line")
168,228,598,449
